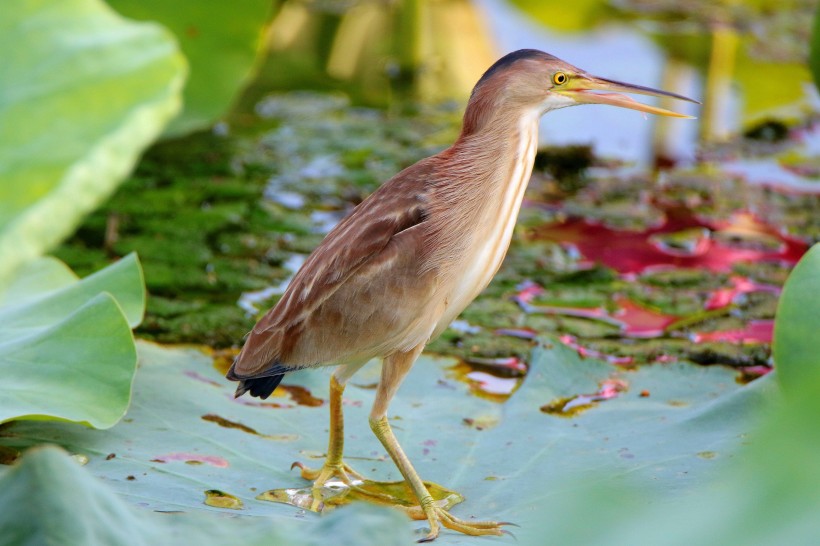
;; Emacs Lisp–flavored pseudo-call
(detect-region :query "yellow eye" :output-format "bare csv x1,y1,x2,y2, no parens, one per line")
553,72,568,85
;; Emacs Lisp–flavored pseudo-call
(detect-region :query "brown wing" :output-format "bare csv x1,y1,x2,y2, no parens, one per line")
228,160,438,379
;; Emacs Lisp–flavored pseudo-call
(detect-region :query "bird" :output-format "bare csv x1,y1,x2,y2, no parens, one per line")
227,49,697,541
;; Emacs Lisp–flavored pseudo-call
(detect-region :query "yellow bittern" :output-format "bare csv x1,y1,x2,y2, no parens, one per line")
227,49,696,541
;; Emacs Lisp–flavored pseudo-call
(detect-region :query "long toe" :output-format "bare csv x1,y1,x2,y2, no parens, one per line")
292,460,364,485
419,507,506,542
293,460,410,505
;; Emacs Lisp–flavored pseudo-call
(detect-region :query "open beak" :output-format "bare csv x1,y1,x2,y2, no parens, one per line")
556,74,700,118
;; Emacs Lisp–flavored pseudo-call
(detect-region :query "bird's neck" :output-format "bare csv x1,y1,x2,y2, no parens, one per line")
450,107,542,201
428,108,541,261
425,109,541,326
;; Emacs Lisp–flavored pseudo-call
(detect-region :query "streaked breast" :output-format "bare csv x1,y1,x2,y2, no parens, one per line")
435,112,540,333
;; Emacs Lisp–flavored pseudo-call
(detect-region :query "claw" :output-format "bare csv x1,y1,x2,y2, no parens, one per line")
414,505,505,541
293,460,366,484
500,528,518,540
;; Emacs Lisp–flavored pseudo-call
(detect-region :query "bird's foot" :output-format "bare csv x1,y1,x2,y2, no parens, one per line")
404,503,508,542
291,460,404,505
255,461,371,512
292,460,364,486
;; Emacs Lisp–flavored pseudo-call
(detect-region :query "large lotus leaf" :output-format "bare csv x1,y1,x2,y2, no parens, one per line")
0,445,408,546
0,254,145,427
0,338,772,543
0,0,185,284
106,0,274,136
519,291,820,546
517,384,820,546
774,244,820,393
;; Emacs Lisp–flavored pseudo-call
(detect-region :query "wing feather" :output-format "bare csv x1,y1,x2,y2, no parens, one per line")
228,160,436,379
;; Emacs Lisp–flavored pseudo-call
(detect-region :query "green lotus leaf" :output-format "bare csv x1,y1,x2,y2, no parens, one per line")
518,289,820,546
0,337,772,543
0,254,145,427
106,0,274,136
517,377,820,546
0,445,408,546
774,243,820,394
0,0,185,284
0,253,145,337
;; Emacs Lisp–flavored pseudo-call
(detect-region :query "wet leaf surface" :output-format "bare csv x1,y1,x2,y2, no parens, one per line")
258,478,463,513
0,445,408,546
0,340,773,543
203,489,243,510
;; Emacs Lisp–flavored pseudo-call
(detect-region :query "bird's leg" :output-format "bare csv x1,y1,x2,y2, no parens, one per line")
294,366,365,487
292,365,411,507
370,347,505,542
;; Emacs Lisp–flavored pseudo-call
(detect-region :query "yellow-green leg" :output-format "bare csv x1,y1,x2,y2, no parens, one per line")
294,365,405,507
370,346,505,542
294,367,365,486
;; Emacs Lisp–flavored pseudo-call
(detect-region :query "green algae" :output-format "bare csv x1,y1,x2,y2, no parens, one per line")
523,314,622,339
54,131,293,347
426,329,535,365
458,298,524,329
581,338,771,367
731,261,792,285
639,267,728,289
625,284,713,317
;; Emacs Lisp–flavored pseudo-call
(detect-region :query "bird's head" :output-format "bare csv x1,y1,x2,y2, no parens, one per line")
462,49,698,135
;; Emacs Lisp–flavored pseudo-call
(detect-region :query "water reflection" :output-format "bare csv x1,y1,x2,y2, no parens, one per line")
257,477,464,513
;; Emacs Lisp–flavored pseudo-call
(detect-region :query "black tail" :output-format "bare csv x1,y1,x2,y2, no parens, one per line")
234,374,285,399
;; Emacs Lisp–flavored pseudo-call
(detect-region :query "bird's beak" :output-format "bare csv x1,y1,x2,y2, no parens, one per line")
555,74,700,118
